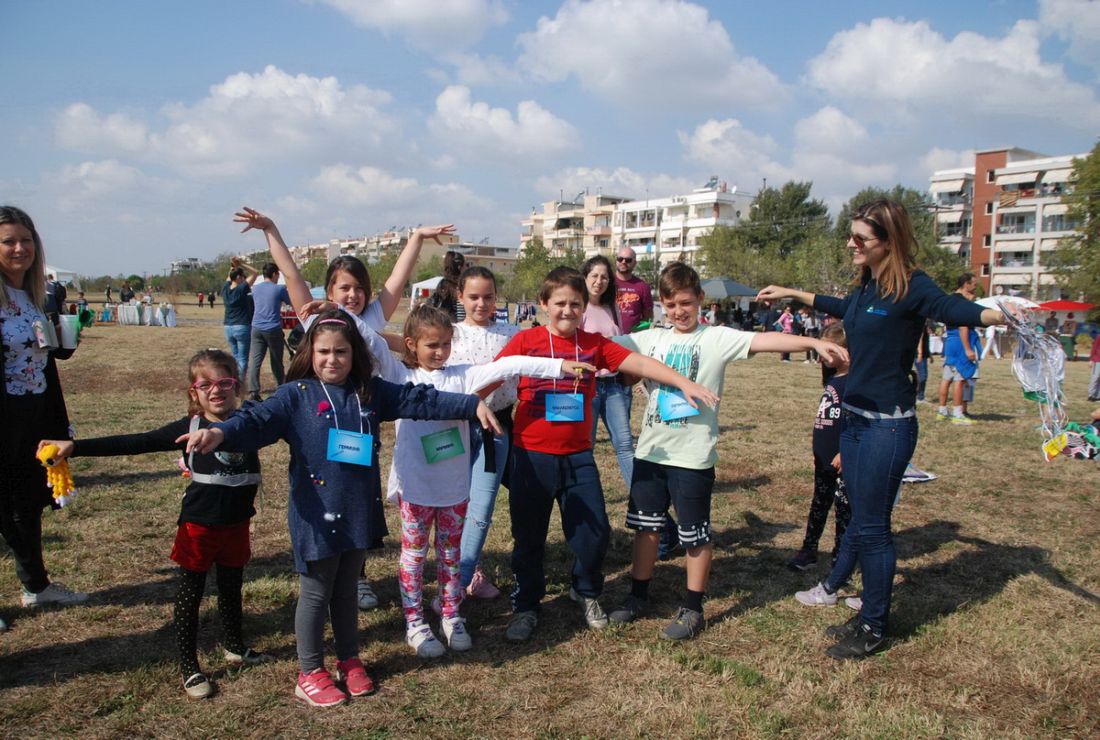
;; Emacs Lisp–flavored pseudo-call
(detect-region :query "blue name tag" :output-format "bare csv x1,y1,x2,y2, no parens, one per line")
657,389,701,421
545,392,585,422
327,428,374,466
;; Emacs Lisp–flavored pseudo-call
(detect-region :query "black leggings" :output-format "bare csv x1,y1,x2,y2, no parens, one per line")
173,565,246,677
800,459,852,559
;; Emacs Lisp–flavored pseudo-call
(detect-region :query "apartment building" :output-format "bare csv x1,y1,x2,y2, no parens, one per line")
521,181,753,266
930,147,1084,299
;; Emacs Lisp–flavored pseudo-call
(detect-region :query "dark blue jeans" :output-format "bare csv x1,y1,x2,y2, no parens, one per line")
825,411,918,634
508,447,609,612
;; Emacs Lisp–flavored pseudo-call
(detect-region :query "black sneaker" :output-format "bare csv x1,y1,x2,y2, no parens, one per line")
608,595,647,625
660,607,705,640
826,622,886,660
824,614,861,641
787,549,818,572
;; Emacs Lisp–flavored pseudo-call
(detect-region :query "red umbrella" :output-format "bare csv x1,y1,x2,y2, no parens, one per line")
1036,300,1095,311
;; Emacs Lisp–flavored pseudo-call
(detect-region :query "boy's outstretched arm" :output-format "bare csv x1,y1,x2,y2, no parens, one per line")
235,207,314,314
749,333,849,365
617,352,720,409
378,225,456,321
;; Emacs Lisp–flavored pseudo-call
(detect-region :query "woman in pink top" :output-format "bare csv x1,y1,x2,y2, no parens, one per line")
779,305,795,362
580,255,634,490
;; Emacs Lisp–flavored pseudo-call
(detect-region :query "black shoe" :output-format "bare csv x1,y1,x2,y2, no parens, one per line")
824,614,861,641
787,549,818,572
826,622,886,660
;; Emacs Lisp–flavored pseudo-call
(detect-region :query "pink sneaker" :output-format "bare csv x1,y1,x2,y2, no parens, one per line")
466,567,502,599
295,668,348,708
335,657,376,697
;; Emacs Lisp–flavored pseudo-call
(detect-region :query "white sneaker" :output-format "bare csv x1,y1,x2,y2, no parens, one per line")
442,616,472,651
357,579,379,610
406,623,445,658
794,582,838,607
21,582,88,608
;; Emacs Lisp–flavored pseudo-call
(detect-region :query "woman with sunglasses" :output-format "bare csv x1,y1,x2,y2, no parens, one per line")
757,199,1008,660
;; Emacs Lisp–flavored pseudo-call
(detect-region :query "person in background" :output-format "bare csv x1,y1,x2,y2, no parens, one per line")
936,273,981,425
614,247,652,333
1089,333,1100,403
429,251,466,322
914,320,933,403
246,263,291,402
1043,311,1059,334
45,273,67,317
223,258,258,379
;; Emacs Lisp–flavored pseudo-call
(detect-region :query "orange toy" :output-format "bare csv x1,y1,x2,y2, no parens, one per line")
36,444,77,506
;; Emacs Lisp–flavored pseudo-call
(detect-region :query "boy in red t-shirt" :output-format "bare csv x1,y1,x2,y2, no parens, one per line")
497,267,717,642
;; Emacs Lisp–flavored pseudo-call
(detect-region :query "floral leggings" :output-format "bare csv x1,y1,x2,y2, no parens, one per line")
398,498,468,625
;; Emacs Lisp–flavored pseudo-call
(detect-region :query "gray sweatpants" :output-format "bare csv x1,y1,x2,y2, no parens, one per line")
296,549,367,672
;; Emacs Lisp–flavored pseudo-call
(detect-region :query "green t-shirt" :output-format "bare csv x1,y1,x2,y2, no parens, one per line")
614,325,753,469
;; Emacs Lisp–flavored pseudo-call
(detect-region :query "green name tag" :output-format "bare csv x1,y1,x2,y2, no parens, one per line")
420,427,466,464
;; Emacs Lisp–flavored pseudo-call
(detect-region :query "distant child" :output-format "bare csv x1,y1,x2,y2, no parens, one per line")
363,304,593,656
498,266,721,643
788,323,852,574
235,206,452,611
39,349,269,700
607,263,847,639
1089,333,1100,402
183,312,500,707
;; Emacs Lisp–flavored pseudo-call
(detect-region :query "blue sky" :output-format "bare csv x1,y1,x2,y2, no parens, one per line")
5,0,1098,276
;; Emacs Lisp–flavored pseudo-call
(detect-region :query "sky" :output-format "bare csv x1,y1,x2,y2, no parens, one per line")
5,0,1100,277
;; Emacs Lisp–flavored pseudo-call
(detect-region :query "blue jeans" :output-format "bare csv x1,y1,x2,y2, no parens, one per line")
508,448,609,612
914,359,928,400
590,378,634,490
459,423,511,588
825,411,918,634
223,324,251,378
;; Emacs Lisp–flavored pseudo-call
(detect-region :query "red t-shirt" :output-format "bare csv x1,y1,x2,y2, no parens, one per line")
497,326,632,454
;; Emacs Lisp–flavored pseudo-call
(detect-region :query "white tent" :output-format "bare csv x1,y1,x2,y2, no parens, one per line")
46,264,80,289
409,276,443,308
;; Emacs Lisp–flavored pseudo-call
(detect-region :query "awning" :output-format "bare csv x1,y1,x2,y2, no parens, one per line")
930,179,966,194
1039,239,1062,250
996,171,1039,186
1044,203,1069,216
1041,169,1073,184
936,210,964,224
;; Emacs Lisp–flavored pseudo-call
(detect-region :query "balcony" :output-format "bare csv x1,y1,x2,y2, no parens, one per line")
994,256,1035,270
995,222,1035,236
585,225,611,237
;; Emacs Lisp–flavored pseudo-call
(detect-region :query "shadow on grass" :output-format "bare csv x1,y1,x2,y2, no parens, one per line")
76,469,181,487
966,412,1014,422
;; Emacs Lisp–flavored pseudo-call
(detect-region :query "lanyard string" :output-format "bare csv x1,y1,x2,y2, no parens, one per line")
546,326,581,394
320,381,365,434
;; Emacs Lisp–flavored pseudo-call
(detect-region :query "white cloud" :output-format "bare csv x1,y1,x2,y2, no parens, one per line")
314,0,507,48
534,167,698,202
919,147,975,175
517,0,787,110
441,52,524,87
48,160,185,213
56,103,148,153
679,118,793,187
54,66,399,178
428,85,579,162
806,18,1100,130
309,164,492,211
1039,0,1100,75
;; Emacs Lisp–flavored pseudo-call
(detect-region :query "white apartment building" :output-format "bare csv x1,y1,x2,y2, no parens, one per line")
521,194,631,257
929,168,975,261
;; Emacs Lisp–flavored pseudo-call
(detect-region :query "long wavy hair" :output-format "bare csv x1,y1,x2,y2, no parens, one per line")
852,199,918,302
0,205,47,310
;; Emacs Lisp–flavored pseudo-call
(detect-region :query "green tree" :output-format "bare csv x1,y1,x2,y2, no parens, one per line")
125,274,145,291
300,258,328,288
502,238,554,301
1047,141,1100,308
415,254,444,284
788,230,854,297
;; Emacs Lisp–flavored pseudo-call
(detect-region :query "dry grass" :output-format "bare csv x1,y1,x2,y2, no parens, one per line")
2,299,1097,739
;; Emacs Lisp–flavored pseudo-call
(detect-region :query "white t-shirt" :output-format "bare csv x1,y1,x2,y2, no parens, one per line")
1,287,49,395
304,299,385,334
363,328,565,506
614,325,753,470
448,321,521,411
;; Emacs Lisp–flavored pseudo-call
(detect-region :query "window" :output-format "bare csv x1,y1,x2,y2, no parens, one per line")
980,263,990,276
983,234,991,247
986,169,995,183
985,202,994,215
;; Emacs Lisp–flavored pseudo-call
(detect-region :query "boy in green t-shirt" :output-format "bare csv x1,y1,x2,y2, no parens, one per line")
611,263,847,639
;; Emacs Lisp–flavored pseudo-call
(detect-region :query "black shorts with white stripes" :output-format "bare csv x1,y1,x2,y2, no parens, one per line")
626,458,715,548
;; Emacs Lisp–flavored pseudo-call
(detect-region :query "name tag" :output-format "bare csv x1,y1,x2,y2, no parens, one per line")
327,428,373,466
420,427,465,464
545,392,585,422
657,389,700,421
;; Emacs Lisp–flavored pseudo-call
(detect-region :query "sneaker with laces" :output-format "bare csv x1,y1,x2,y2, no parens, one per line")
21,582,88,608
660,606,705,640
569,588,608,629
357,579,379,611
826,622,886,660
335,657,376,697
296,667,348,707
183,672,214,700
825,614,862,640
844,596,862,611
950,414,975,426
795,582,838,607
442,616,472,651
935,409,951,421
224,647,273,666
466,567,502,599
406,623,446,658
608,594,647,625
787,549,818,572
505,611,538,643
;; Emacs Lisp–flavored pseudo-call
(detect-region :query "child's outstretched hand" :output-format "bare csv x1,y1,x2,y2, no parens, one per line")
475,399,502,435
176,428,225,454
37,440,74,461
814,340,849,366
413,225,456,244
234,207,274,233
298,300,339,321
560,360,597,378
679,379,720,410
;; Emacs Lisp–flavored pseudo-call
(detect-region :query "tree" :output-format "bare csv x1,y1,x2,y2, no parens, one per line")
125,274,145,291
1047,141,1100,308
300,258,328,288
788,230,854,298
502,238,554,301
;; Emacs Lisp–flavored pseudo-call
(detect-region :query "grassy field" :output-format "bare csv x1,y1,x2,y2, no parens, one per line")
1,300,1098,739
